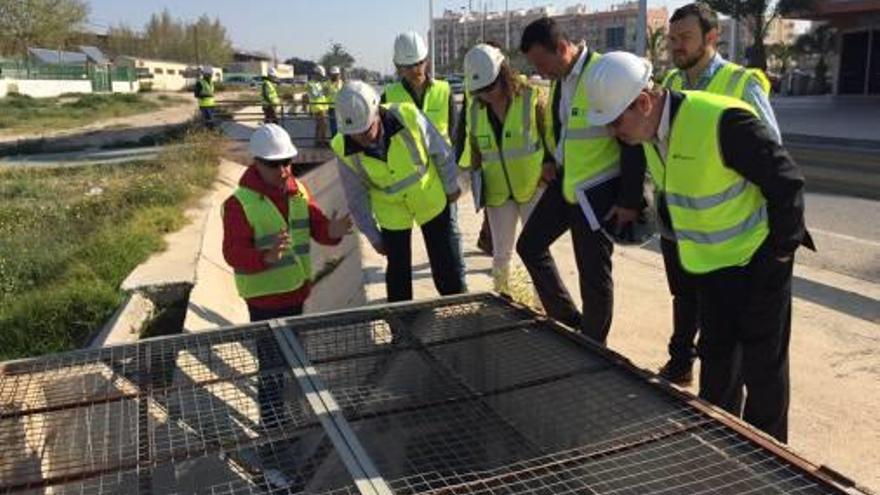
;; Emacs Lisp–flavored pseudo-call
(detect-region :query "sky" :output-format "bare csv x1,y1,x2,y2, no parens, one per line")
86,0,695,74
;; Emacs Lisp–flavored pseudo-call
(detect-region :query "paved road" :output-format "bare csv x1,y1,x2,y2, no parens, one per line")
801,192,880,284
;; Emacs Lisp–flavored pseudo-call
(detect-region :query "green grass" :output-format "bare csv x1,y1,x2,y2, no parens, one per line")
0,129,222,360
0,93,177,135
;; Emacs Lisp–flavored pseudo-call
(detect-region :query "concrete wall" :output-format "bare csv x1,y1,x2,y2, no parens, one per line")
10,79,92,98
111,80,140,94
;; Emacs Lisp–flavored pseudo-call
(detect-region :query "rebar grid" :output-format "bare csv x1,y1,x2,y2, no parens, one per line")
0,294,860,495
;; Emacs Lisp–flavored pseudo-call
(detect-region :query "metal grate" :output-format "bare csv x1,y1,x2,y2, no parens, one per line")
0,294,864,495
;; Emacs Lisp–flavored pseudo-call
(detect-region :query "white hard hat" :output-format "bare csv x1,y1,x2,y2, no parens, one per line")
201,65,213,76
335,80,380,135
393,31,428,66
330,66,341,75
268,67,278,77
585,51,653,126
249,124,299,161
314,65,326,77
464,44,505,91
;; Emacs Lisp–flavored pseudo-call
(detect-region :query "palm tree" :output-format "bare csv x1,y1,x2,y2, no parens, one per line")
767,42,795,75
795,23,836,94
646,26,667,79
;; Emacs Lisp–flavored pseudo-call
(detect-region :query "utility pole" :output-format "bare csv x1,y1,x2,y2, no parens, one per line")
193,25,200,66
505,0,510,51
464,2,470,52
730,18,739,63
481,0,486,42
429,0,435,79
636,0,647,57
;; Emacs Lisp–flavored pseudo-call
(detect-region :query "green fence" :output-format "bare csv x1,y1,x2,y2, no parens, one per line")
0,61,89,80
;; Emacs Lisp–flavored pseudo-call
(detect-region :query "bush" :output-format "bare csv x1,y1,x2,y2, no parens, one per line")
0,129,222,360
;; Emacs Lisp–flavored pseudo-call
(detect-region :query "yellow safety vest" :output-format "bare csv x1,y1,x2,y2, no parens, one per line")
324,79,342,105
644,91,769,274
308,81,328,114
470,86,544,207
197,79,215,108
384,80,451,140
331,103,447,230
662,62,771,100
230,180,312,299
545,52,621,204
262,79,280,106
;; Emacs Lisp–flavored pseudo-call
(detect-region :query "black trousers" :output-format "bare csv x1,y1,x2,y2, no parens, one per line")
382,205,466,302
262,105,279,124
696,243,793,442
660,237,701,364
517,178,615,343
248,304,303,433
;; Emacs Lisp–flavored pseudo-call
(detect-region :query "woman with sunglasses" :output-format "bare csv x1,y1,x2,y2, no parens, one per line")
463,44,554,295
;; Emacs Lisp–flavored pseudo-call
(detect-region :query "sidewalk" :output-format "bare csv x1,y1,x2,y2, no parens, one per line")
773,95,880,143
356,188,880,493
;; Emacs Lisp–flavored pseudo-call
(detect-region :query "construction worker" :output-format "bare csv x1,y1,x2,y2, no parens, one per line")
585,51,813,442
383,31,453,141
222,123,352,321
516,18,643,342
222,124,352,484
194,66,216,129
261,67,282,124
463,44,552,295
383,30,466,290
325,66,344,137
638,3,782,385
306,65,330,145
332,81,466,302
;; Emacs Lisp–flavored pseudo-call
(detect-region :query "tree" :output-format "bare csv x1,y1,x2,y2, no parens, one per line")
319,43,355,70
767,42,795,74
646,26,667,78
284,57,319,76
104,9,232,66
703,0,815,70
0,0,89,57
795,23,835,94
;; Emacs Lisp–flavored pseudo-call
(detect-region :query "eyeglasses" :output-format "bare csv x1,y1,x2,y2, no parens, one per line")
396,60,427,71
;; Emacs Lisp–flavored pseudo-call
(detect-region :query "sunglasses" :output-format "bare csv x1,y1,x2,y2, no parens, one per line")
473,78,498,96
396,60,426,70
259,158,294,168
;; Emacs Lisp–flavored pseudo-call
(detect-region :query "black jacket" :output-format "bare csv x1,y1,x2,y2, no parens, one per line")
620,90,814,258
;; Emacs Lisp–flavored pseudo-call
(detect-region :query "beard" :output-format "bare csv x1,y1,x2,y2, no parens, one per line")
675,43,707,71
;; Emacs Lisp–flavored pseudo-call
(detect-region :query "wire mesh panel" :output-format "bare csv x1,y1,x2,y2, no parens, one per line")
0,294,866,495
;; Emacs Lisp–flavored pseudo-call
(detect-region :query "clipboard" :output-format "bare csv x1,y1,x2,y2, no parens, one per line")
574,170,621,232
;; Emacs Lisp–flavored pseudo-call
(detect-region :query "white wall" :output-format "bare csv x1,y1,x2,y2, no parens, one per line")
6,79,93,98
111,80,140,93
0,80,7,98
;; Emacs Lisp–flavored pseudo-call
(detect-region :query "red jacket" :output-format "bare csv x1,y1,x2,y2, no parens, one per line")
223,166,340,310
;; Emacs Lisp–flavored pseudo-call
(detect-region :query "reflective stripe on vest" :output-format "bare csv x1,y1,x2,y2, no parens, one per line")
330,103,447,230
644,92,769,274
230,181,312,299
384,80,451,140
662,63,770,101
470,86,544,206
198,79,215,108
262,80,280,106
545,52,621,204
